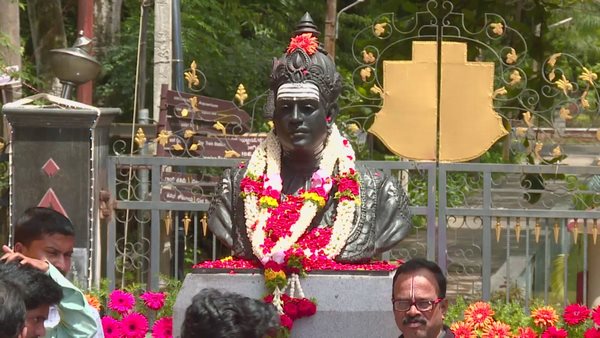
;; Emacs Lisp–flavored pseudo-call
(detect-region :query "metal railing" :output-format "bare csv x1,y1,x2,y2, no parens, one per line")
106,156,600,308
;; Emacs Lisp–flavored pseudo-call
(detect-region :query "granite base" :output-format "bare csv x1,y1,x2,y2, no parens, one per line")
173,270,398,338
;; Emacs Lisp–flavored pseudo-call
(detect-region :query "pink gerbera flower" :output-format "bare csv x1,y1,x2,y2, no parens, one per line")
152,316,173,338
515,327,537,338
563,303,590,325
541,326,568,338
108,289,136,314
140,291,166,311
101,316,122,338
585,327,600,338
120,312,149,338
592,305,600,326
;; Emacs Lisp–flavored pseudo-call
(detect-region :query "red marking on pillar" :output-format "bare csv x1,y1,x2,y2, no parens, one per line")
41,158,61,177
38,188,69,218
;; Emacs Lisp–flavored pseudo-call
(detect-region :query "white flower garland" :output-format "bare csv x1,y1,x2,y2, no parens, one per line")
244,125,358,262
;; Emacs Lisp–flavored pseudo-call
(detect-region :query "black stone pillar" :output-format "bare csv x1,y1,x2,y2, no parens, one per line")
2,97,120,288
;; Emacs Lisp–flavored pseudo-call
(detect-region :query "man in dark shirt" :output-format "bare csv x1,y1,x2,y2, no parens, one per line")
392,258,455,338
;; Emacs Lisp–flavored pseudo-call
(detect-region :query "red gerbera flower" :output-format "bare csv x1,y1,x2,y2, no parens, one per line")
286,33,318,55
585,327,600,338
515,327,537,338
121,312,149,338
532,306,559,328
541,326,568,338
592,305,600,326
152,316,173,338
101,316,122,338
108,289,136,314
464,301,495,330
140,291,166,311
449,321,475,338
481,321,511,338
563,303,590,325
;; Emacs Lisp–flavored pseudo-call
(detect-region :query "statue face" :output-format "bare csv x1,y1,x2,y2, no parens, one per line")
274,82,329,154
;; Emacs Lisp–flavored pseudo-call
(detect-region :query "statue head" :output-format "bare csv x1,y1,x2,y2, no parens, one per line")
270,13,342,156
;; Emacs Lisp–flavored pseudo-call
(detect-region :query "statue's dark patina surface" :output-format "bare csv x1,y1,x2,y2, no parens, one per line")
208,13,412,263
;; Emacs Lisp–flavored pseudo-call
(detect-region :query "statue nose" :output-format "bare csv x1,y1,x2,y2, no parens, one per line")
291,104,302,122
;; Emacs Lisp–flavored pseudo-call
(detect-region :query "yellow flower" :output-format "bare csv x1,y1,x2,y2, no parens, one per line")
370,84,384,98
302,192,326,208
522,111,533,127
362,50,376,64
490,22,504,35
492,87,507,99
559,107,572,120
156,130,171,147
581,90,590,109
259,196,279,208
578,67,597,85
547,53,561,67
505,48,518,64
509,70,521,86
555,74,573,95
264,269,286,282
373,22,387,37
360,67,372,82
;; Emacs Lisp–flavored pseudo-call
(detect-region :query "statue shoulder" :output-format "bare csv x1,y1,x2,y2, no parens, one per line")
355,164,397,189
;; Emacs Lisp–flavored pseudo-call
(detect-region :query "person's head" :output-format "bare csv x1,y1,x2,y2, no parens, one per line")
181,288,279,338
270,13,342,157
0,261,63,338
392,258,448,338
14,207,75,275
0,279,27,338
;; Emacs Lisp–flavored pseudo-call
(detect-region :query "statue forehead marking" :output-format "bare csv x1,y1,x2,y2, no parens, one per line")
277,82,320,101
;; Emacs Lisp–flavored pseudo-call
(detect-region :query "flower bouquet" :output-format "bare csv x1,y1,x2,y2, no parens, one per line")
86,287,174,338
446,298,600,337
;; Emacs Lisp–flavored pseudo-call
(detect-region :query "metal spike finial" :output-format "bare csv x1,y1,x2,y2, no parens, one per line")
293,12,320,37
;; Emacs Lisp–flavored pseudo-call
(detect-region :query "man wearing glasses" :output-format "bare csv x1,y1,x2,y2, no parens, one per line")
392,258,454,338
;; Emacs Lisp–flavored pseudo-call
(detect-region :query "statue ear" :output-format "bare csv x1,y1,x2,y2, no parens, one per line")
326,103,339,127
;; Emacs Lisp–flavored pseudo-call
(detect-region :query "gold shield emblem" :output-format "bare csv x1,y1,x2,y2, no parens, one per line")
369,41,508,162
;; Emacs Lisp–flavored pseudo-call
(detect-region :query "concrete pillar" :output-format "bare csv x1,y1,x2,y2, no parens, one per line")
153,0,172,123
587,235,600,306
2,94,119,288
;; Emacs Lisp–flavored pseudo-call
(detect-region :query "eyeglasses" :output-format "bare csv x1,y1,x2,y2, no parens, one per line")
391,297,443,312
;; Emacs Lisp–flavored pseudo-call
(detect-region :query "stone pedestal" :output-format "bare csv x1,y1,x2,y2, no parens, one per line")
173,270,398,338
2,95,120,288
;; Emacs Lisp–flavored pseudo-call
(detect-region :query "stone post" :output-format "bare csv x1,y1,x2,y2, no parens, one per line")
2,94,120,288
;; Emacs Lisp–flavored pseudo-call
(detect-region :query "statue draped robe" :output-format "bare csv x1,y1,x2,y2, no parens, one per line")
208,165,412,263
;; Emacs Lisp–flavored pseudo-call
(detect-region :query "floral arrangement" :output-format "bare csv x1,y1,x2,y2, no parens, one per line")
446,298,600,337
194,124,400,336
86,286,174,338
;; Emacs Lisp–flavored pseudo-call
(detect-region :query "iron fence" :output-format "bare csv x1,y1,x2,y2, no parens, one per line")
106,156,600,308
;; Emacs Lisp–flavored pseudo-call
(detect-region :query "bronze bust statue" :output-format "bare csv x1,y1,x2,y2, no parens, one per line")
208,13,412,264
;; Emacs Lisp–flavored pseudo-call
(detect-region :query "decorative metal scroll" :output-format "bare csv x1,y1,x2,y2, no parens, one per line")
340,0,599,163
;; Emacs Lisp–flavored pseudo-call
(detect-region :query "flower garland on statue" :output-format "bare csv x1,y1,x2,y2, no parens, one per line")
241,124,359,262
239,124,360,334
